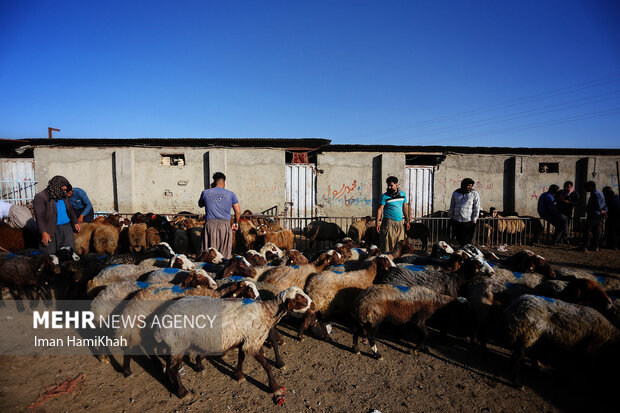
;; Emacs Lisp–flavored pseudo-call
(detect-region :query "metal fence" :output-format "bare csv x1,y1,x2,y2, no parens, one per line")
0,180,37,205
92,212,599,252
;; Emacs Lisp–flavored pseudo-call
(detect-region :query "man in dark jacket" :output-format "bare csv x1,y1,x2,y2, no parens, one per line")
555,181,580,244
581,181,607,252
33,175,80,254
537,184,563,245
602,186,619,250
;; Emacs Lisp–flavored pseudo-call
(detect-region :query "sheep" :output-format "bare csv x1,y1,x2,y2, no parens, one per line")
303,221,346,245
502,250,555,278
352,284,471,359
300,254,397,340
244,249,268,267
284,249,309,266
115,274,253,377
258,250,343,291
91,224,119,255
259,242,285,262
376,254,484,298
145,226,162,249
195,247,224,264
555,268,620,291
503,294,620,387
256,227,294,251
153,286,313,404
145,256,256,283
405,222,430,252
128,223,148,253
348,216,372,243
235,220,258,252
74,222,98,255
430,241,454,258
86,264,160,296
0,253,60,306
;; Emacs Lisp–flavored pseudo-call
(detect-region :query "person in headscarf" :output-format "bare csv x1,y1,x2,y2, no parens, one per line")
449,177,481,246
33,175,80,254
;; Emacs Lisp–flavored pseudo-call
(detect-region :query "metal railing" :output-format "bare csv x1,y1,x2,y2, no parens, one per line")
0,180,37,205
91,212,601,251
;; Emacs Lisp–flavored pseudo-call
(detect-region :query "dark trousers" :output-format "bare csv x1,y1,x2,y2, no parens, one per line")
604,216,619,249
39,223,75,254
540,213,565,243
451,220,475,246
73,207,95,223
584,215,602,250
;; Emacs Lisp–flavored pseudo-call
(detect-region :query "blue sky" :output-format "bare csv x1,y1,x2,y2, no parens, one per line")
1,0,619,147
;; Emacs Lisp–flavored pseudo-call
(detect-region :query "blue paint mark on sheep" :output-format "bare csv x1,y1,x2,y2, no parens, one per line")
29,251,42,256
440,254,451,260
136,281,150,289
107,264,120,268
97,255,109,260
171,285,191,294
594,275,606,284
242,298,255,305
227,276,244,282
405,265,426,272
504,282,517,289
513,272,524,279
7,253,16,259
395,285,410,293
541,296,555,303
332,270,344,274
488,262,496,267
163,267,180,274
291,265,299,269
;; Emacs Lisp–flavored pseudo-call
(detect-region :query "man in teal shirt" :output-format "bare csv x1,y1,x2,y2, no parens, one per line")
376,176,410,252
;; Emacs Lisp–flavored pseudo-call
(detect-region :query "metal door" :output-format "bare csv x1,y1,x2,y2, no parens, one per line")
405,166,434,218
0,159,36,204
285,164,316,219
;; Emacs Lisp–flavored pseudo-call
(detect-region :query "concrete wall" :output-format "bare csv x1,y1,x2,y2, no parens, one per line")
30,146,620,219
34,147,117,211
33,146,287,214
433,154,507,214
316,152,378,216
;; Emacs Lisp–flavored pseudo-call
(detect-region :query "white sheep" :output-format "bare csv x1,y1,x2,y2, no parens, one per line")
153,286,313,404
86,264,159,295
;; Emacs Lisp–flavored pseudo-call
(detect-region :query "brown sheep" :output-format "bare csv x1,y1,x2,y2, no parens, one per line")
257,227,294,251
128,223,148,253
145,226,161,249
74,222,98,255
91,224,119,255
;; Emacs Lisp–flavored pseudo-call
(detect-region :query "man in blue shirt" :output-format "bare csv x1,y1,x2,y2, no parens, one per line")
198,172,241,259
582,181,607,252
66,185,94,223
33,175,80,254
537,184,564,245
376,176,410,253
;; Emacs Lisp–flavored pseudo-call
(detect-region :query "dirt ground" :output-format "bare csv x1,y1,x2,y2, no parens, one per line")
1,244,618,413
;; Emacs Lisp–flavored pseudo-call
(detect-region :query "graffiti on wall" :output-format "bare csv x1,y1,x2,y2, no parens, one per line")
321,179,372,208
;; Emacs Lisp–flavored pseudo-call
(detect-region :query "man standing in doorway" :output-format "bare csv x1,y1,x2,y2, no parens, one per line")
555,180,580,244
449,178,481,247
376,176,410,253
581,181,607,252
198,172,241,259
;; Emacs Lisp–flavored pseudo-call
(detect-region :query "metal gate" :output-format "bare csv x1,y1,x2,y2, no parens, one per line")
0,159,36,204
405,166,434,218
285,164,316,231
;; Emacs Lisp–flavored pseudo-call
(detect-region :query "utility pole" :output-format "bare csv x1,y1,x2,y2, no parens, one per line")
48,127,60,139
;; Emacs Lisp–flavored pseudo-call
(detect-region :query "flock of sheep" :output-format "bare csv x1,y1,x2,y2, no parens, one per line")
1,212,619,406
